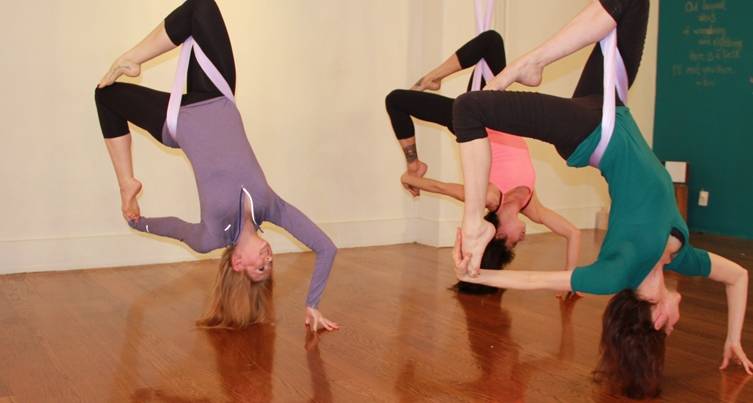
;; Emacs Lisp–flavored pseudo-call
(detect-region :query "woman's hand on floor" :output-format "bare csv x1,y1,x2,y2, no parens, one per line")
305,307,339,332
720,340,753,375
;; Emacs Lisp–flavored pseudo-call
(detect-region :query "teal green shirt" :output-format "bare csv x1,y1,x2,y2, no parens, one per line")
568,107,711,294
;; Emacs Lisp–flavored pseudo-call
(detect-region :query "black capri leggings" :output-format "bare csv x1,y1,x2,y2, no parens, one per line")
384,30,507,140
452,0,649,159
94,0,235,143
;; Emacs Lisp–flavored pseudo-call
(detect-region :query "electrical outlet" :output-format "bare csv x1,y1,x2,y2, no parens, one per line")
698,190,709,207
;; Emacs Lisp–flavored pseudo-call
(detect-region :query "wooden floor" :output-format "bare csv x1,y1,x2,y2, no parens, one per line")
1,230,752,402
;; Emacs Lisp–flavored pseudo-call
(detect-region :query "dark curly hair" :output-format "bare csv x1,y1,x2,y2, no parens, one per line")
594,289,666,399
455,211,515,294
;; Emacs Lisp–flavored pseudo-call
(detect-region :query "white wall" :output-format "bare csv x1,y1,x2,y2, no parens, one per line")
0,0,659,273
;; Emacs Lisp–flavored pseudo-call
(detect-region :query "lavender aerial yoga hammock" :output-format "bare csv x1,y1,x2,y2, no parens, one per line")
166,36,235,140
590,28,629,167
470,0,496,91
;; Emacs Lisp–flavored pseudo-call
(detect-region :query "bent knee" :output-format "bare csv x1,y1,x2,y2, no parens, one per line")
94,85,106,104
385,89,408,109
453,91,483,118
479,30,504,47
94,84,120,106
452,92,488,143
186,0,220,16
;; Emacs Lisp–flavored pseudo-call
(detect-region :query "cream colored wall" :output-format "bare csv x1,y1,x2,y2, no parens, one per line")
0,0,419,273
0,0,659,273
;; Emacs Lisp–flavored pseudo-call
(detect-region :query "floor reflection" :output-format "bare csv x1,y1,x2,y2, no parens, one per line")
455,290,526,401
392,288,579,402
110,271,278,403
203,324,276,403
304,330,333,403
720,370,753,403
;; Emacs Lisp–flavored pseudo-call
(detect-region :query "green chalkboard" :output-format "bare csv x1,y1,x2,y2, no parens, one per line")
654,0,753,239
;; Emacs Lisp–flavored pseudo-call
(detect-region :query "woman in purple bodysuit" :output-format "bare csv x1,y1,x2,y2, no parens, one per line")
95,0,338,331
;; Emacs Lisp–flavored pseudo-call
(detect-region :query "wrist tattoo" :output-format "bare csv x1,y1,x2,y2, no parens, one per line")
403,144,418,163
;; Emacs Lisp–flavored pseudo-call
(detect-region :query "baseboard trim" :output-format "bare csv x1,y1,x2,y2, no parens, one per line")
0,206,603,274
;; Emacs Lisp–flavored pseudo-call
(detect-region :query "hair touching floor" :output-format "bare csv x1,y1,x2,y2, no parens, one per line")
594,289,666,399
196,245,273,329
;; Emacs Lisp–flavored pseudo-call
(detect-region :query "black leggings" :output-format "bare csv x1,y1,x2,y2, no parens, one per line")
452,0,649,159
385,30,507,140
94,0,235,142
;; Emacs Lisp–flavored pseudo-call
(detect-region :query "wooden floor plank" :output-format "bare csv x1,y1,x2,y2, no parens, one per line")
0,230,751,402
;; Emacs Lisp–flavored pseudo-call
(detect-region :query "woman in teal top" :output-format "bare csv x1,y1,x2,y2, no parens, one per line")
449,0,752,399
566,107,711,294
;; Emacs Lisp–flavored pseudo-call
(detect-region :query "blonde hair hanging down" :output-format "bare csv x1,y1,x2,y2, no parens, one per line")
196,245,272,329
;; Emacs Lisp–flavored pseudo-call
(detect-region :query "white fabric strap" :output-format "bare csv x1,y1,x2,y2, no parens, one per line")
471,0,496,91
241,187,259,229
589,28,629,167
165,36,235,140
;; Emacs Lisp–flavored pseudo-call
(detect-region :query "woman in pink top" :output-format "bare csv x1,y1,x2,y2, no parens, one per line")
399,132,580,272
386,31,580,289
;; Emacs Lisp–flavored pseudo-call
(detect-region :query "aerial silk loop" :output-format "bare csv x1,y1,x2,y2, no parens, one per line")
166,36,235,140
470,0,496,91
589,28,629,167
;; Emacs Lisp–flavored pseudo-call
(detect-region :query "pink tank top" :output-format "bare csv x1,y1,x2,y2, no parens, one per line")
487,128,535,207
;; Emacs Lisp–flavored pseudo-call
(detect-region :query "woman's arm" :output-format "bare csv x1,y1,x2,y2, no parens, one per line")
453,228,572,291
458,268,573,292
707,252,753,374
484,0,616,91
522,195,581,271
400,173,500,210
269,197,339,332
128,216,215,253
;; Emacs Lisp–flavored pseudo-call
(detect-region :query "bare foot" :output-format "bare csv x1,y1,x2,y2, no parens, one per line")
483,55,544,91
98,58,141,88
407,160,428,177
411,76,441,91
120,178,142,221
461,220,496,276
